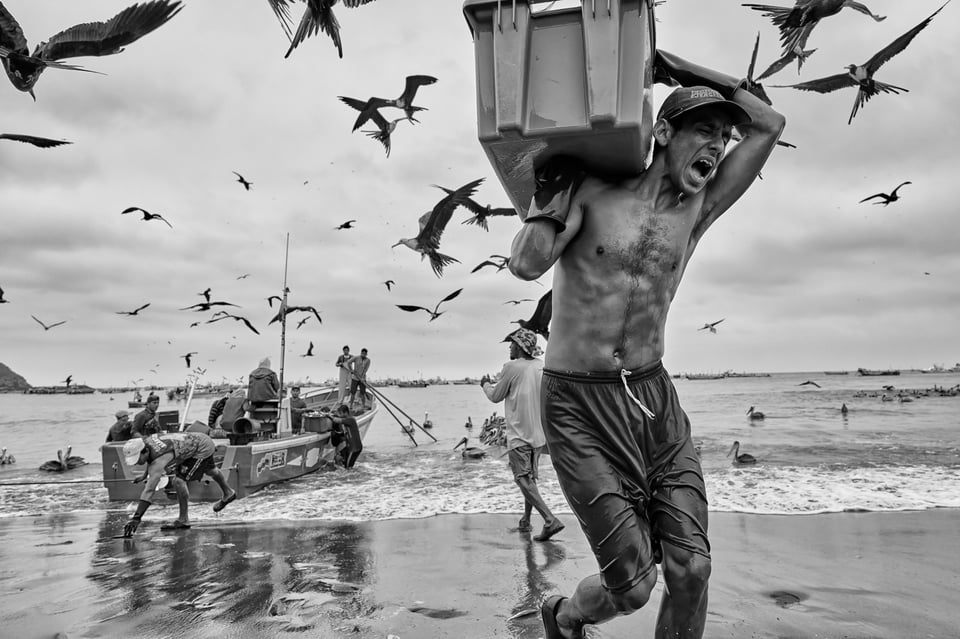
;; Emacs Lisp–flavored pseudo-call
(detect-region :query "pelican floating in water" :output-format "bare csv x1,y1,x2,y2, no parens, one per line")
727,441,757,465
747,406,766,420
422,411,433,429
0,447,15,464
62,446,87,470
464,416,473,429
454,437,486,460
39,449,66,472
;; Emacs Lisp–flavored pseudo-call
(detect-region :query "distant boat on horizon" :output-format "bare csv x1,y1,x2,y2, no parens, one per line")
858,368,901,377
824,370,849,375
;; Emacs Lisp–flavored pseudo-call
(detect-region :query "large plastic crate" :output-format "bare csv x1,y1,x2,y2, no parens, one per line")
463,0,656,214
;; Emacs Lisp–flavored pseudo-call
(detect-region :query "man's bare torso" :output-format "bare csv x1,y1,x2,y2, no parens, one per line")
546,175,702,373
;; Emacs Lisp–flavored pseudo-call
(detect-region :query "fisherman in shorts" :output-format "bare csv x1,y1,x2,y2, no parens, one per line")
121,431,237,536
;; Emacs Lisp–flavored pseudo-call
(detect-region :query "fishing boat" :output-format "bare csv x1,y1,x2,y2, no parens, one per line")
397,380,429,388
857,368,901,376
685,372,727,380
824,370,849,375
102,234,378,503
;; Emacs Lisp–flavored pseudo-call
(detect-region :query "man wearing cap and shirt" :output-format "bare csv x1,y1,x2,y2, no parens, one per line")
130,395,161,438
105,410,132,442
509,51,785,639
120,431,237,536
481,328,563,543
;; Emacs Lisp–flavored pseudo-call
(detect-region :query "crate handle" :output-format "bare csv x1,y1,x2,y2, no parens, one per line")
496,0,519,32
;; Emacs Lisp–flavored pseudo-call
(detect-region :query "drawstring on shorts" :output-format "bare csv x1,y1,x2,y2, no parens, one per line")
620,368,655,419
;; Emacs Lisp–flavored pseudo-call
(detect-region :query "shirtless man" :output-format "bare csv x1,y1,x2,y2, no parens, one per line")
509,59,785,638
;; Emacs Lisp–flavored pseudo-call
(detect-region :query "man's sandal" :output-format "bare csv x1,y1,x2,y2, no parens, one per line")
160,520,191,531
213,493,237,513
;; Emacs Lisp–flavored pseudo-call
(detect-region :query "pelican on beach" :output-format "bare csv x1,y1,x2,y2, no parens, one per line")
454,437,486,460
727,440,757,465
747,406,766,420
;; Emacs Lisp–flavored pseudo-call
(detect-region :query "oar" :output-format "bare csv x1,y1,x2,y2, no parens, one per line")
366,383,437,442
374,393,418,446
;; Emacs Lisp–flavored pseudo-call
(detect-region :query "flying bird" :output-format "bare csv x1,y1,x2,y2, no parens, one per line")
180,352,198,368
198,288,212,303
0,285,8,303
116,303,150,316
382,280,395,291
396,288,463,322
335,219,356,230
266,295,283,308
392,178,483,277
742,0,885,56
430,182,517,231
698,318,725,333
512,289,552,340
300,341,315,357
179,301,239,312
295,316,311,329
0,0,183,99
121,206,173,228
756,25,817,80
232,171,252,190
338,74,437,129
268,305,322,326
0,133,71,147
63,375,72,387
503,298,534,306
471,255,510,274
799,380,821,388
742,32,773,105
236,273,251,280
279,0,378,60
31,315,65,331
859,181,911,205
206,313,260,335
772,3,947,124
362,111,411,157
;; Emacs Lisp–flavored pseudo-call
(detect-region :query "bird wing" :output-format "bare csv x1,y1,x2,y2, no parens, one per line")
438,288,464,306
748,31,761,80
396,304,429,314
341,0,378,7
523,290,553,337
266,0,296,40
416,178,484,250
471,260,496,273
31,315,47,328
236,315,260,335
155,214,173,228
0,133,71,148
287,0,341,59
890,181,912,197
858,192,887,203
756,50,796,81
863,4,946,75
488,207,517,217
133,303,150,313
775,71,855,94
400,74,438,105
0,2,28,53
37,0,183,61
120,206,146,215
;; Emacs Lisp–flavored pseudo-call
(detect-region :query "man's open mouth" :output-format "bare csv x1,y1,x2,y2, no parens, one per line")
691,157,715,179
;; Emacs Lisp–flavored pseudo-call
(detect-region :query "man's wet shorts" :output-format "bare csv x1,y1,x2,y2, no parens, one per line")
542,362,709,593
172,434,217,481
508,444,544,481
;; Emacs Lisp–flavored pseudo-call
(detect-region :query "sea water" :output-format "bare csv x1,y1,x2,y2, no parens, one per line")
1,371,958,522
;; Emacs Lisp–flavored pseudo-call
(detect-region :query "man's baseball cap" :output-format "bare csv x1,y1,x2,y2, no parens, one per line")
657,86,751,126
115,409,130,419
122,439,146,466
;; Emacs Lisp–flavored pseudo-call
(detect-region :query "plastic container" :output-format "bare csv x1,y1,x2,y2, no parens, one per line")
302,413,333,434
157,409,179,430
463,0,656,214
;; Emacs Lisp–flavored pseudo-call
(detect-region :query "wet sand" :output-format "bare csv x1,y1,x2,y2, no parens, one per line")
2,509,959,638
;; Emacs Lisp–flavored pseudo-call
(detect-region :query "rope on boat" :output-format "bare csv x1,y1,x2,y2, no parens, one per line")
0,478,136,487
373,392,418,446
366,383,438,443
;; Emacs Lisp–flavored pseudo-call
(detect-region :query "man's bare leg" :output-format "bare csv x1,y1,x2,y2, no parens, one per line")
515,475,556,524
173,478,190,524
207,468,236,501
553,570,658,638
654,542,711,639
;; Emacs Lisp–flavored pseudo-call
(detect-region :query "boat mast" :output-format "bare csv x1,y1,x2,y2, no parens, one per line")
278,233,290,410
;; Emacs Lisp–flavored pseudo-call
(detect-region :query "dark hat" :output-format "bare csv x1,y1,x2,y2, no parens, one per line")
657,86,751,126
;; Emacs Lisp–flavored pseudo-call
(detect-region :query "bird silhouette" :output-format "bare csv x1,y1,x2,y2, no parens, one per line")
773,3,946,124
727,440,757,464
335,219,356,230
179,301,238,312
454,436,487,459
279,0,378,59
431,183,517,231
742,32,773,105
393,178,483,277
206,313,260,335
266,295,283,308
198,288,212,303
0,285,8,303
0,133,71,147
396,288,463,322
268,305,322,326
512,290,552,340
121,206,173,228
116,303,150,316
746,406,766,420
859,181,911,205
300,341,315,357
31,315,66,331
181,352,198,368
503,298,535,306
232,171,252,190
63,375,72,387
698,318,725,333
756,25,816,80
362,111,411,157
742,0,884,56
799,380,821,388
0,0,183,99
236,273,251,280
339,74,437,128
296,316,311,329
382,280,395,291
471,255,510,274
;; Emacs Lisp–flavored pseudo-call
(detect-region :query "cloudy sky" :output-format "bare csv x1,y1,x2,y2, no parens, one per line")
2,0,957,388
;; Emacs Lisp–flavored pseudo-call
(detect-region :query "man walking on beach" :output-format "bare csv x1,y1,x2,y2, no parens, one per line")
509,54,785,638
121,431,237,535
480,328,564,542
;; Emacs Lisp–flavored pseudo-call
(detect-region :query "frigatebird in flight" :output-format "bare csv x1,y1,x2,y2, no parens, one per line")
338,74,437,129
121,207,173,228
393,178,483,277
698,319,725,333
335,219,356,230
0,133,71,147
179,301,239,312
859,181,911,206
431,182,516,231
268,305,322,326
396,288,463,322
31,315,66,331
512,290,552,340
382,280,395,291
116,303,150,316
206,313,260,335
180,352,198,368
232,171,252,190
277,0,379,60
742,0,884,57
0,0,183,99
0,285,8,303
773,3,947,124
300,341,315,357
471,255,510,274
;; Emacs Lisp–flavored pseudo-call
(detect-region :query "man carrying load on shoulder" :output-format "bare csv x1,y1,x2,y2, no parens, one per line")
509,50,785,639
121,431,237,536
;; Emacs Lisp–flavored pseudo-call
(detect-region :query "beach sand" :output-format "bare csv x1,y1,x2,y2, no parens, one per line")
2,509,958,638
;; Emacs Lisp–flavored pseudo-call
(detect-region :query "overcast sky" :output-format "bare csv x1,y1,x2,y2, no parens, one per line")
2,0,957,388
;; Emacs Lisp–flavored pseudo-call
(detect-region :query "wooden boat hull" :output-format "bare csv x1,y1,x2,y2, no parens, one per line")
102,386,376,503
857,368,901,376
